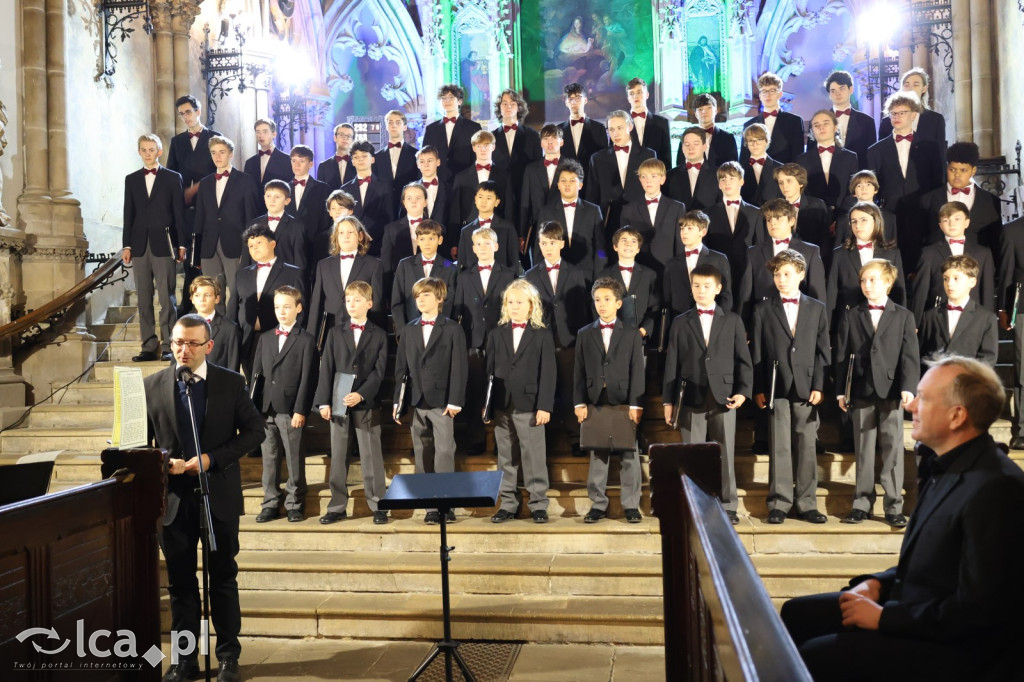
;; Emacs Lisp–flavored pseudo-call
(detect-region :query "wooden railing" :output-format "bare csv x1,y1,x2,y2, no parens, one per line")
0,448,166,681
650,442,812,681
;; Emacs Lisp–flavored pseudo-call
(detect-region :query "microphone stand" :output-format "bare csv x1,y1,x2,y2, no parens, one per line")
181,369,216,682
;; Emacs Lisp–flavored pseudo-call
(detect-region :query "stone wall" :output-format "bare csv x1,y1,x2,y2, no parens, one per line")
995,2,1024,170
0,3,21,230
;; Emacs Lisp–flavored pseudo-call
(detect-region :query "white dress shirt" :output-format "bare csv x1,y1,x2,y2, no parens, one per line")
615,146,630,188
645,194,660,225
215,169,230,206
545,259,560,291
946,299,967,337
782,296,800,335
562,200,577,242
256,257,277,298
697,304,715,344
512,322,525,352
144,166,158,196
277,322,294,352
946,183,976,212
293,175,309,209
947,236,965,257
338,251,357,286
868,298,888,331
856,240,874,265
895,135,912,178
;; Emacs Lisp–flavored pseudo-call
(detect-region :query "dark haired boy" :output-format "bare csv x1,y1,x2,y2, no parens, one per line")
619,158,686,275
678,94,738,168
921,141,1003,251
391,220,458,333
665,126,719,210
340,141,394,256
422,84,482,178
626,78,672,167
413,146,451,225
243,118,294,213
520,124,564,245
663,210,733,318
775,163,833,267
449,130,514,230
375,109,421,214
822,70,876,167
559,82,608,168
492,89,542,210
534,160,606,279
456,181,519,271
741,124,783,207
317,123,357,190
287,144,332,265
242,179,306,270
597,227,660,338
918,255,998,367
741,72,805,164
704,161,763,289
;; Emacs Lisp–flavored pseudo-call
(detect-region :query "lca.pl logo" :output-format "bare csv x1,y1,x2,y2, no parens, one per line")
12,620,192,670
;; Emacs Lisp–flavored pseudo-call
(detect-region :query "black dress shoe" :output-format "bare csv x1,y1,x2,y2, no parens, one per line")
424,511,440,525
766,509,787,524
132,350,158,362
287,510,303,522
531,510,549,524
584,508,606,524
372,510,388,524
799,509,828,524
255,508,279,523
843,509,869,524
217,658,240,682
727,511,739,525
1011,437,1024,450
885,513,908,528
623,508,642,524
490,509,516,523
162,659,199,682
445,509,457,523
161,351,173,361
319,511,346,525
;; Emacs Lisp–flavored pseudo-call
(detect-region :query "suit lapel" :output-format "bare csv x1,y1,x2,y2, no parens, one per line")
874,300,896,339
772,297,793,338
687,312,706,349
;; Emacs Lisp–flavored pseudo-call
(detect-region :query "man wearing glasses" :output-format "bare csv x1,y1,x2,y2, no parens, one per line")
145,314,264,682
741,72,805,165
558,82,607,169
317,123,358,191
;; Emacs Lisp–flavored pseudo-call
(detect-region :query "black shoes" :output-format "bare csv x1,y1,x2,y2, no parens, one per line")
491,509,516,523
255,508,279,523
161,351,173,361
162,660,199,682
799,510,828,524
885,513,908,528
132,350,158,362
372,510,388,524
446,509,456,523
1011,437,1024,450
287,510,303,523
531,510,549,524
584,508,606,524
217,658,240,682
843,509,870,524
726,511,739,525
424,511,440,525
623,508,642,524
319,511,346,525
767,509,787,524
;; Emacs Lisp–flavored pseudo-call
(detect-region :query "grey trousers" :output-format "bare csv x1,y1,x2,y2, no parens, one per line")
493,408,550,512
132,250,177,353
261,413,307,511
768,397,819,514
851,398,904,514
201,241,239,317
327,409,386,513
587,447,641,511
679,400,738,511
412,406,457,514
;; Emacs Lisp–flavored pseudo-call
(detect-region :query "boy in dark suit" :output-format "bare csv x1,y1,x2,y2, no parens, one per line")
998,216,1024,448
740,124,782,207
375,109,420,214
454,226,517,454
188,276,240,372
315,281,389,525
491,89,542,212
662,264,752,524
381,182,429,282
123,133,185,362
525,221,593,455
877,67,948,147
253,285,317,523
663,210,732,318
833,171,897,244
911,201,995,325
824,70,876,167
241,179,306,270
306,217,384,335
449,130,514,231
316,123,356,190
243,118,293,213
742,72,804,164
534,160,606,279
574,278,646,523
620,158,686,275
559,82,607,169
751,250,830,525
775,163,833,267
422,84,482,179
704,161,763,290
834,260,919,527
456,181,519,271
666,126,719,210
393,277,468,524
597,227,660,339
485,280,557,523
921,141,1003,252
797,110,858,218
586,110,655,236
519,124,564,247
679,93,738,168
392,220,457,333
918,255,998,367
167,94,218,208
340,141,394,256
193,135,259,316
626,77,672,166
413,146,450,226
288,144,332,266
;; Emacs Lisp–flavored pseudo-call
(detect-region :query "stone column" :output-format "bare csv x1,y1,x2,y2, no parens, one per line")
951,0,973,143
152,2,176,158
171,0,202,129
19,0,48,200
969,0,995,155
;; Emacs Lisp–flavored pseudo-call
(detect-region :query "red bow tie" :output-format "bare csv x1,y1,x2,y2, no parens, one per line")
763,110,779,118
205,317,213,323
600,322,615,329
423,178,438,187
335,154,350,163
409,218,423,225
477,265,492,272
275,329,289,336
619,266,633,273
547,264,560,272
951,186,971,195
443,116,457,125
188,131,202,139
388,142,402,149
422,259,434,266
476,164,491,172
697,308,714,316
686,162,702,170
503,124,518,133
947,305,964,312
544,158,560,167
631,111,646,119
216,172,230,180
291,178,306,187
268,216,281,222
782,298,798,305
792,201,801,208
704,126,715,134
259,149,272,157
511,322,527,329
256,262,272,268
868,304,884,311
818,145,835,154
948,238,965,245
726,200,739,206
358,177,371,185
340,254,355,260
895,133,914,143
685,249,699,257
775,238,790,246
563,201,576,209
835,108,852,117
646,198,659,205
144,168,158,175
857,243,872,250
571,118,585,126
613,145,630,153
421,319,434,326
749,157,765,166
350,323,365,331
479,218,492,226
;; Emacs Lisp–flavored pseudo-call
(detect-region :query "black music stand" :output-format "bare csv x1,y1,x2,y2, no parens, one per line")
379,471,502,682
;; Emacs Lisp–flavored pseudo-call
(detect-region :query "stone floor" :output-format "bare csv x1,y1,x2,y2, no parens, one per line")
161,637,665,681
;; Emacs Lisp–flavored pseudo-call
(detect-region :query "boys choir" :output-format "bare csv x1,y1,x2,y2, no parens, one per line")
126,69,1017,527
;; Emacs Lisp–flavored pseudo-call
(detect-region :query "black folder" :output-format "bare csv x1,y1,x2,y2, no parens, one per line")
395,373,411,417
579,404,636,452
248,372,264,407
481,374,495,423
332,373,357,416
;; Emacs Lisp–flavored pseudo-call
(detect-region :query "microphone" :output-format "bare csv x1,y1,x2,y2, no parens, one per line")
176,366,198,385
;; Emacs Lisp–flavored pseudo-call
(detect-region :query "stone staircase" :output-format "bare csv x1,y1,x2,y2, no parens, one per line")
3,286,1022,645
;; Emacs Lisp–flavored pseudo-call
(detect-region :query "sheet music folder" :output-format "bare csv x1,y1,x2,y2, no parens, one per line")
378,471,503,511
579,404,637,452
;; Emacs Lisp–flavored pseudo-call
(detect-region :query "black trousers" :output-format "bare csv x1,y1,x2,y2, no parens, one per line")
160,493,242,663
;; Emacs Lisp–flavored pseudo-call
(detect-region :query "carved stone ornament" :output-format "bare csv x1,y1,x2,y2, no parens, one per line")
22,247,89,264
0,101,9,228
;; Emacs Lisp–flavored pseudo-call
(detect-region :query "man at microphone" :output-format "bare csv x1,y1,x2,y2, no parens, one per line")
144,314,264,682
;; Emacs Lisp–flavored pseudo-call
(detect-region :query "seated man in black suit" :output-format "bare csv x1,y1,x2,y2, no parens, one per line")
824,70,876,168
782,356,1024,681
666,126,719,210
921,141,1003,252
422,84,481,180
559,82,607,169
741,72,804,165
243,118,293,213
316,123,356,191
678,93,737,169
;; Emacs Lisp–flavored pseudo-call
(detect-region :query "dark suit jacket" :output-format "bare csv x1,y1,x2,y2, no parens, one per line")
741,156,783,207
596,262,660,337
241,213,306,271
453,264,516,349
585,145,656,234
394,315,468,409
751,293,830,399
289,176,332,264
485,323,557,413
524,260,593,348
374,143,420,214
144,362,264,523
231,259,307,352
663,246,733,318
313,321,388,409
867,136,947,212
166,127,220,189
665,162,719,211
742,112,804,164
316,154,356,190
306,254,385,334
797,147,858,215
998,217,1024,313
918,298,998,366
252,326,318,415
416,176,452,230
704,200,763,298
921,185,1003,250
573,319,645,406
243,148,293,189
456,217,520,271
740,238,827,323
826,245,906,329
422,116,482,178
878,108,947,148
911,238,995,324
534,199,606,280
193,168,259,259
492,124,542,208
123,167,185,256
834,299,919,400
381,216,425,278
208,315,241,372
559,118,608,168
630,112,672,166
619,195,686,274
677,127,738,169
794,195,835,265
449,164,514,230
391,255,458,331
520,157,561,238
836,109,877,168
340,175,394,257
662,307,753,407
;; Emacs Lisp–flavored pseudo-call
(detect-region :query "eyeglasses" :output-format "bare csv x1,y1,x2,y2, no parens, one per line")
171,339,208,349
176,109,197,117
759,88,780,96
889,109,913,118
